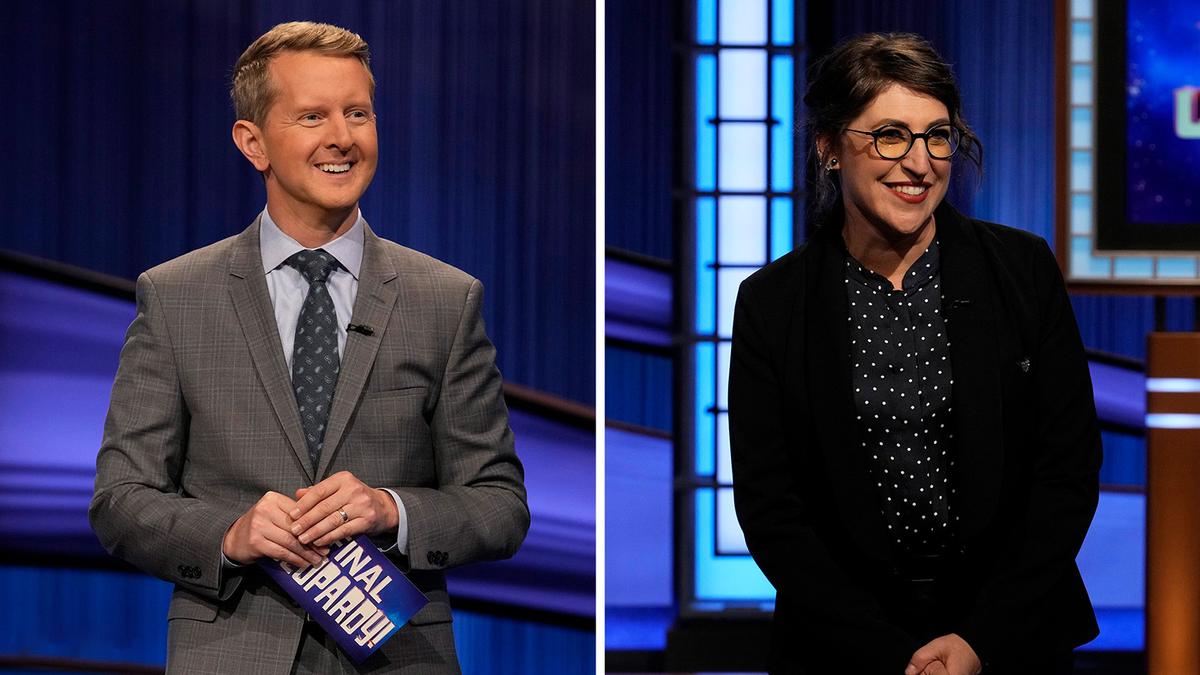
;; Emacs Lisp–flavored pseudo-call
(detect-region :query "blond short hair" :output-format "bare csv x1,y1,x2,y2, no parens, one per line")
231,21,375,127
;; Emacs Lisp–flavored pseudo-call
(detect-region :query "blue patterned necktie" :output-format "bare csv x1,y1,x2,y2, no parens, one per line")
285,249,342,470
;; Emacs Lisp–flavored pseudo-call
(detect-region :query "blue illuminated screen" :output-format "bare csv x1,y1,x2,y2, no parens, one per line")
1125,0,1200,225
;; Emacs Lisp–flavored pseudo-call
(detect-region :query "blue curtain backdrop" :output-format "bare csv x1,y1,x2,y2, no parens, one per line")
604,0,676,261
605,346,673,432
0,0,594,406
604,0,677,432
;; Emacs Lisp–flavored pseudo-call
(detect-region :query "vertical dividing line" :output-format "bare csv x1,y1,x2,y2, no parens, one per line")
765,3,775,265
709,0,722,560
594,0,605,665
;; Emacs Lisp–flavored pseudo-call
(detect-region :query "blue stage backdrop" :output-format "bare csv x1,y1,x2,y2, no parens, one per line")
0,0,594,406
0,1,595,672
605,0,677,261
606,0,1171,657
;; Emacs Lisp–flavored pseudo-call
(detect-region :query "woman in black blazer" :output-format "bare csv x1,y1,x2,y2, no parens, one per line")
728,33,1101,675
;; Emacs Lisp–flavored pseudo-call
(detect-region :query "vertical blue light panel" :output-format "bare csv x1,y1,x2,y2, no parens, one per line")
1071,107,1092,148
697,197,716,334
718,268,754,338
717,340,732,408
689,0,797,612
716,487,750,554
718,196,768,264
716,412,732,483
719,0,767,45
697,0,716,44
719,123,767,190
719,51,767,118
697,55,717,191
695,342,716,477
1071,194,1092,235
771,0,794,45
771,55,794,191
1071,21,1093,62
694,489,775,600
1071,151,1092,191
1071,64,1093,105
771,198,794,260
1071,236,1111,277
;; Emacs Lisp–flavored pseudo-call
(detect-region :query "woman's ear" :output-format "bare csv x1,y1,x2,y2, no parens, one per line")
816,134,841,171
815,134,835,169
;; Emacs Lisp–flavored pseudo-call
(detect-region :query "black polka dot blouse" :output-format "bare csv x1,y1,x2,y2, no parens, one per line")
844,240,957,555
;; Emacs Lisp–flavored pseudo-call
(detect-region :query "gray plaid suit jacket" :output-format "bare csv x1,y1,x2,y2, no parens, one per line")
90,218,529,674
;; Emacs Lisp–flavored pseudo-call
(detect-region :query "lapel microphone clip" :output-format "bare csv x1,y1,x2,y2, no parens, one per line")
347,323,375,336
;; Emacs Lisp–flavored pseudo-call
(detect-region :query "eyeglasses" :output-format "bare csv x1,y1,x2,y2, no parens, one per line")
843,124,962,160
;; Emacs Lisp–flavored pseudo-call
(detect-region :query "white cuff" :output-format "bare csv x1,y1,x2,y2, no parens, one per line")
379,488,409,555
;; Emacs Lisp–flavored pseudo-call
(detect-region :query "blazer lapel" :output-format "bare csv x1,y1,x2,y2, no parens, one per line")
316,224,400,479
936,204,1005,539
227,218,315,483
796,225,891,562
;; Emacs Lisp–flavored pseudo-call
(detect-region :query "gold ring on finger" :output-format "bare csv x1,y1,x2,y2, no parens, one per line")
338,508,349,523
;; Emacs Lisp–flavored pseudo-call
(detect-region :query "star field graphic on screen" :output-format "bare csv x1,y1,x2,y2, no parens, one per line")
1096,0,1200,251
1125,0,1200,225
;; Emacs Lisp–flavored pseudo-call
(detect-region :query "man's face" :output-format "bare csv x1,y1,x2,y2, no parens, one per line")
253,51,378,226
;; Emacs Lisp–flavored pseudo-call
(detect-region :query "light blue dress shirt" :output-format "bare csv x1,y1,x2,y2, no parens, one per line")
223,208,409,567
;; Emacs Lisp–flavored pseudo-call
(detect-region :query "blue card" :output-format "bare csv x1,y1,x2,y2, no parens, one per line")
261,535,429,663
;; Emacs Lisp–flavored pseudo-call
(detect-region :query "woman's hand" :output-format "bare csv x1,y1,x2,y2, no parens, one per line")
905,633,981,675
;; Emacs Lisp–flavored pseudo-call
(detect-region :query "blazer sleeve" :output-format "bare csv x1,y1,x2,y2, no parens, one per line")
387,278,530,572
729,278,920,672
956,239,1103,660
89,273,244,602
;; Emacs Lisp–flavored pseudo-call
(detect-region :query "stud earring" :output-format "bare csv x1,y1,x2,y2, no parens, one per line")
826,157,839,170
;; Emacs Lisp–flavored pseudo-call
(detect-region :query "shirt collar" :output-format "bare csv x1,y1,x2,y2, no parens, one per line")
259,207,365,280
844,239,941,293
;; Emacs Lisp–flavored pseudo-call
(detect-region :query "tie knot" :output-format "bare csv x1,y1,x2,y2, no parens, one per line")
285,249,340,284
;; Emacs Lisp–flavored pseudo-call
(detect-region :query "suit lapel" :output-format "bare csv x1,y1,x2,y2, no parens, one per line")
316,224,400,480
936,204,1005,539
795,225,891,562
227,218,315,483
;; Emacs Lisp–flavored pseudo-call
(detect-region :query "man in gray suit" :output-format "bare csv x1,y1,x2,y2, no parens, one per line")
89,21,529,674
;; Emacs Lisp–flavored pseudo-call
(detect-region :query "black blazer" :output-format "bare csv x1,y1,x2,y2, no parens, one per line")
728,202,1101,673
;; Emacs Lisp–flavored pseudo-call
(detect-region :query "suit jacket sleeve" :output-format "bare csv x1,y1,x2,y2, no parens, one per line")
729,278,920,672
89,273,244,601
957,239,1102,660
387,278,530,571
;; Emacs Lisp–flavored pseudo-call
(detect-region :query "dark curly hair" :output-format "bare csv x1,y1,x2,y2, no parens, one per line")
803,33,983,226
